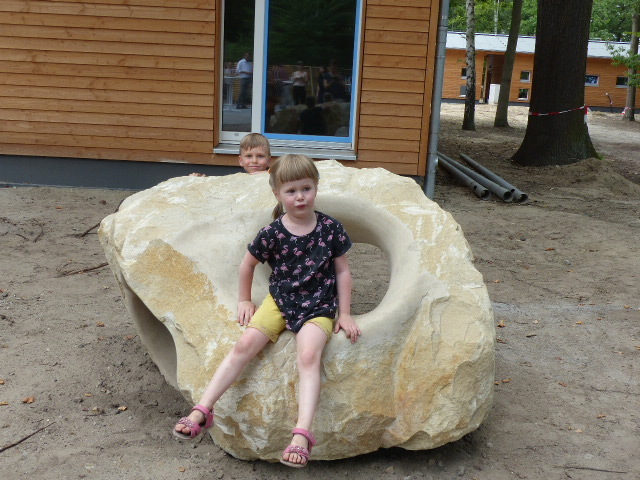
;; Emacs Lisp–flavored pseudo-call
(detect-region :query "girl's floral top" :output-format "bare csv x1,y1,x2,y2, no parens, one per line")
247,211,352,332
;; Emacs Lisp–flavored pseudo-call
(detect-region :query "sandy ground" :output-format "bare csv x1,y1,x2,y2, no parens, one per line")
1,103,639,480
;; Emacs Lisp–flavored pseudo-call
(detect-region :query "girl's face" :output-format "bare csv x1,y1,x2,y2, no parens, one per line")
274,177,317,219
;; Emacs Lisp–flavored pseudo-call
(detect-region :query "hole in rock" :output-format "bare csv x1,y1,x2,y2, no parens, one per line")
122,281,178,388
349,243,390,315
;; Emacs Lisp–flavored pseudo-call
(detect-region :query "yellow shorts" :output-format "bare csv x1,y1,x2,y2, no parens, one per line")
248,294,334,343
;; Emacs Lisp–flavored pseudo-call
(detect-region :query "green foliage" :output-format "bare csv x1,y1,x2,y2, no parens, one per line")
519,1,538,35
448,0,635,40
590,0,637,41
448,0,536,35
223,0,255,63
267,0,356,67
222,0,356,67
610,45,640,86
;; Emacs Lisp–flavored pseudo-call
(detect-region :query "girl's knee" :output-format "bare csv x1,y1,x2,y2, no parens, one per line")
232,331,266,358
232,338,251,358
297,348,321,370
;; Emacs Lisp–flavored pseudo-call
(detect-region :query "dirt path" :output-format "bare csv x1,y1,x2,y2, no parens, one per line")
587,109,640,184
1,103,639,479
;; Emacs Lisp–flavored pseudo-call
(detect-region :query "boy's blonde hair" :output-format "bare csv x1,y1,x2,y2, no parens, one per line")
269,154,319,219
239,133,271,157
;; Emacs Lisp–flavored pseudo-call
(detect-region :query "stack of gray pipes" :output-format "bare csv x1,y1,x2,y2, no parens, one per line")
436,152,528,203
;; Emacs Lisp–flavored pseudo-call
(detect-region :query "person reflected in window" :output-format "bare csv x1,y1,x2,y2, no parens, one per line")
236,52,253,109
265,69,280,133
329,76,349,102
328,61,350,103
316,65,332,104
291,61,309,106
272,64,287,100
299,96,327,136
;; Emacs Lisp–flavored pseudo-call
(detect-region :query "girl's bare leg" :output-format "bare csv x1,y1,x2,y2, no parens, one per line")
282,322,327,465
175,327,270,436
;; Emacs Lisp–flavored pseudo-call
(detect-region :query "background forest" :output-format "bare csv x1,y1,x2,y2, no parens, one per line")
448,0,637,41
223,0,356,68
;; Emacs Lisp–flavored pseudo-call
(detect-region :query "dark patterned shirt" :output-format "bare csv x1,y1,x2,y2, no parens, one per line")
247,211,352,332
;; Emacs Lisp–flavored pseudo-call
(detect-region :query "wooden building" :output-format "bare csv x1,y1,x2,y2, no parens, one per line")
443,32,639,110
0,0,442,187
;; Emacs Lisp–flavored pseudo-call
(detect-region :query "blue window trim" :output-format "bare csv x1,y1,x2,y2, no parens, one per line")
266,133,350,143
260,0,362,146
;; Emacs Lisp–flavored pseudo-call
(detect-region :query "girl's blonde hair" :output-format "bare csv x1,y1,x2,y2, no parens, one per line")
269,154,319,219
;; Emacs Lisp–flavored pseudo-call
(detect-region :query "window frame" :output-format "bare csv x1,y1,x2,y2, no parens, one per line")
616,76,629,87
218,0,363,152
584,74,600,87
517,88,529,100
520,70,531,82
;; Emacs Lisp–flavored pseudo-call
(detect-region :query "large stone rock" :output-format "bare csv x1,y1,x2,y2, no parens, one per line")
99,160,494,461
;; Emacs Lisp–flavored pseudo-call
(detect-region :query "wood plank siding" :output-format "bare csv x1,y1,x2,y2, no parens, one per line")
583,57,639,109
356,0,438,175
443,49,639,110
1,0,440,176
0,0,223,165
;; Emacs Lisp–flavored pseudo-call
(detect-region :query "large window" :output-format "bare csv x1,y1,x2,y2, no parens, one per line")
220,0,361,151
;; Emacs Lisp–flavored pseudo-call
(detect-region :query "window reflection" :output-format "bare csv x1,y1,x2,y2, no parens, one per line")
221,0,357,140
222,0,255,133
265,0,356,138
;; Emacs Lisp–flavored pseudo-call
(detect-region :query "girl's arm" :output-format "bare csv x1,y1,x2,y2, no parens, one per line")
333,254,361,343
238,251,260,325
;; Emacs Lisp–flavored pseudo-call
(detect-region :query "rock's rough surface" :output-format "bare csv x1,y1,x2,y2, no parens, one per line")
99,161,494,461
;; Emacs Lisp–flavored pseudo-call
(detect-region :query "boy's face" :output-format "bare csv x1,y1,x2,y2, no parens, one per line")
239,146,270,174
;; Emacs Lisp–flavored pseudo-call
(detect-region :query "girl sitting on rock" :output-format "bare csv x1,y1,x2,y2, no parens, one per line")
173,154,361,467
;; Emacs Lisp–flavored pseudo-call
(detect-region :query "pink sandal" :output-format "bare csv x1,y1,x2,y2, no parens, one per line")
280,428,316,468
173,404,214,440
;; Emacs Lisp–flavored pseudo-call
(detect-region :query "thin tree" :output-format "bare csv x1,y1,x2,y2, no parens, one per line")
623,8,639,120
494,0,523,127
609,3,639,120
512,0,597,166
463,0,477,131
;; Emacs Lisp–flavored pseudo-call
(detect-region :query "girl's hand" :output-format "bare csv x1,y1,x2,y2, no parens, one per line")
238,301,257,325
334,313,361,344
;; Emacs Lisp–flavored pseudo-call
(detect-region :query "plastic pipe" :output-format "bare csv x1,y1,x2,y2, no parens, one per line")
459,153,529,203
437,157,490,200
438,152,514,202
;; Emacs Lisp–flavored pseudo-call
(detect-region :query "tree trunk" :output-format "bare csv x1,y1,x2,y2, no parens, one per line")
463,0,476,131
512,0,598,166
494,0,523,128
623,11,638,121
